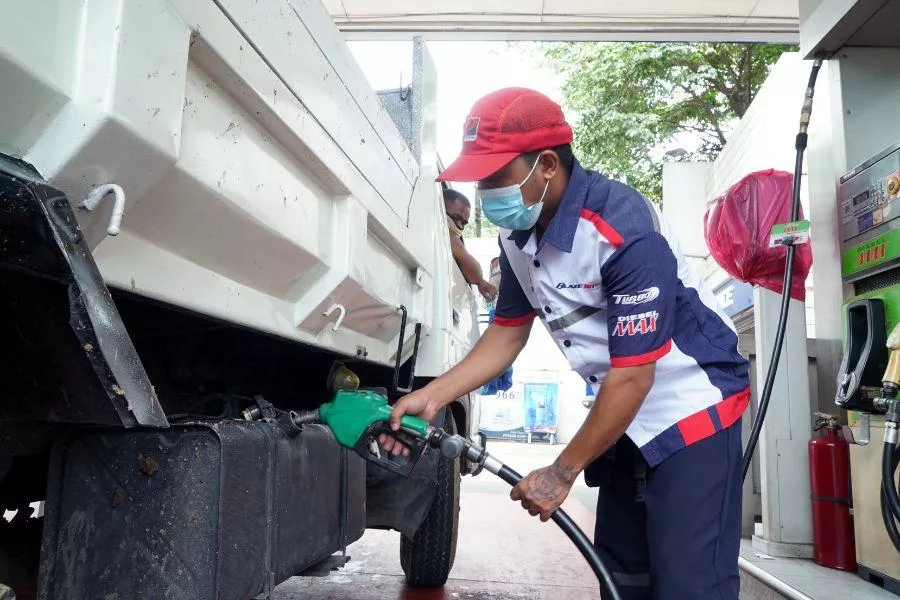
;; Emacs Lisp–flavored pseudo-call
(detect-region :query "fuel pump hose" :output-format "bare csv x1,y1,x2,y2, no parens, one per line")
496,464,622,600
881,439,900,552
427,427,623,600
741,58,823,481
882,421,900,552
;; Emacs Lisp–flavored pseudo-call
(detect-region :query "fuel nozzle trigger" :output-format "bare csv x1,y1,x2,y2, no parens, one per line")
353,421,429,477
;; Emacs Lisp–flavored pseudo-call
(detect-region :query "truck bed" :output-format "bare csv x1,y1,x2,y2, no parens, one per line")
0,0,477,373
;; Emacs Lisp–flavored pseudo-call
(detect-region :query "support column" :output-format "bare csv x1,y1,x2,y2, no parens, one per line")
751,286,814,558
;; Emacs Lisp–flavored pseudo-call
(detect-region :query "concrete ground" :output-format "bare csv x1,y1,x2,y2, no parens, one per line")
274,440,601,599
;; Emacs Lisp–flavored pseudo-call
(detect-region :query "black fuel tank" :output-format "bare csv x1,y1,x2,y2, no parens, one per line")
38,420,365,599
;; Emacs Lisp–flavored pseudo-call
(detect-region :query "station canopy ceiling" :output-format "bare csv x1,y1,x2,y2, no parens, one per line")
323,0,799,43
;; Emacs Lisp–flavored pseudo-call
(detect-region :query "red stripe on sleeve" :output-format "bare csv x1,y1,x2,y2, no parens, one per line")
493,312,537,327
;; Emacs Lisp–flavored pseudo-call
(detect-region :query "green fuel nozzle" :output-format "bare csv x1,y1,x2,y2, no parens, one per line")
319,389,430,445
294,389,432,476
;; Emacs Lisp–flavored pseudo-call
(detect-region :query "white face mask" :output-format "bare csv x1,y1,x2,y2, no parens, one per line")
476,155,550,230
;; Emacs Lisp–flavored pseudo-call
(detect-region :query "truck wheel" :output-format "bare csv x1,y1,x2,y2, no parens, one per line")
400,410,460,587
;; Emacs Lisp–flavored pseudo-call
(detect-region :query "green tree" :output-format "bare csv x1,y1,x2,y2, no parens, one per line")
540,42,795,204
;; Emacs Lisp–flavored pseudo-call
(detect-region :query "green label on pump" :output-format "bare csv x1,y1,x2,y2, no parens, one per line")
841,228,900,277
769,220,810,247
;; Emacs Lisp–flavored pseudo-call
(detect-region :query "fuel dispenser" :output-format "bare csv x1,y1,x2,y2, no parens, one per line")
835,142,900,587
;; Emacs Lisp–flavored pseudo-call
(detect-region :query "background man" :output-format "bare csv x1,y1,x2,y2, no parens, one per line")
444,188,497,302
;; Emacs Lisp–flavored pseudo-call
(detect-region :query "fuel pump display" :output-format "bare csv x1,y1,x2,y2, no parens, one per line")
839,144,900,244
835,143,900,573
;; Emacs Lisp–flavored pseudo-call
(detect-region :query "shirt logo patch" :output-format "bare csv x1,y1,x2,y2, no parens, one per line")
556,282,599,290
613,311,659,337
463,117,481,142
612,287,659,305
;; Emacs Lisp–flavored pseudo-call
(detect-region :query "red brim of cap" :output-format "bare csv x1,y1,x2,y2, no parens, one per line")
436,152,519,183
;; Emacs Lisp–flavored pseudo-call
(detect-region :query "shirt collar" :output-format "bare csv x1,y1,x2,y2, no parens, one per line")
507,228,531,251
506,158,589,254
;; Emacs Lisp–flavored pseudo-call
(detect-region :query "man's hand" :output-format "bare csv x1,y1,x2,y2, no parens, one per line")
375,323,530,459
378,387,445,456
510,460,578,522
477,280,498,302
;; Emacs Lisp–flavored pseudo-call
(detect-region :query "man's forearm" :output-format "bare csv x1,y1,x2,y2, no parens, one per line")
556,365,654,474
460,254,487,286
426,323,528,404
450,237,487,286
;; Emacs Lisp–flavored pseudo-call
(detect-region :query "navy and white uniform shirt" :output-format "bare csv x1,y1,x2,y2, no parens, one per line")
494,159,750,467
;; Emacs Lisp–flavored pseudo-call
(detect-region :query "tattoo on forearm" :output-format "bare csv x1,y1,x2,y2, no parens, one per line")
551,459,578,485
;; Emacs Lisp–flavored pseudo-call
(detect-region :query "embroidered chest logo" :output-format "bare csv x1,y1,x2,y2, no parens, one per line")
613,311,659,337
556,282,600,290
611,287,659,305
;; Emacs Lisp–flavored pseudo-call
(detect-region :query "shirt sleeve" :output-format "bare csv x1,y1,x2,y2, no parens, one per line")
601,232,677,367
493,242,536,327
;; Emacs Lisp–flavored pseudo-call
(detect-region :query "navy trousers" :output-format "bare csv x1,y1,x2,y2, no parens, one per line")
586,421,742,599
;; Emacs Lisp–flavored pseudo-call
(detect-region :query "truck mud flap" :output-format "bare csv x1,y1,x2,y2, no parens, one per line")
38,420,365,600
0,153,166,428
364,407,445,538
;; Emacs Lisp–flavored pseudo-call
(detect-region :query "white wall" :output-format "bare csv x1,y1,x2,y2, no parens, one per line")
465,236,589,444
662,162,714,275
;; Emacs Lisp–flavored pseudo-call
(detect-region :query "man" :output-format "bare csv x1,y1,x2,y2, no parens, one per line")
444,188,498,302
384,88,750,599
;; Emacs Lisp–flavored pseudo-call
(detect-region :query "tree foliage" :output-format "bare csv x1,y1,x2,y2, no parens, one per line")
539,42,795,204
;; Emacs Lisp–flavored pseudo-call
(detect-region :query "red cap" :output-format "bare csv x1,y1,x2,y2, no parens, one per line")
437,88,573,182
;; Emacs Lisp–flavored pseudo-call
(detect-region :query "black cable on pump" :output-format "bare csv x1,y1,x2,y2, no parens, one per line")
741,59,824,481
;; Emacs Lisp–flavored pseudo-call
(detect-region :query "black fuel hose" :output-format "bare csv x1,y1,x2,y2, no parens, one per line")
496,464,623,600
741,59,823,481
881,488,900,553
882,439,900,544
881,440,900,552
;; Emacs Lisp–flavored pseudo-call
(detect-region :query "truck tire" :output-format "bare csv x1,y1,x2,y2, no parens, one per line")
400,410,460,587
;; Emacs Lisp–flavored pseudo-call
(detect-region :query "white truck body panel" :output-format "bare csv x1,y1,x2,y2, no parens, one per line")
0,0,478,374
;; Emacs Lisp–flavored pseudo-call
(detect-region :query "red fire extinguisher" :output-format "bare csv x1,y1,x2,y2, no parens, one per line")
809,413,856,570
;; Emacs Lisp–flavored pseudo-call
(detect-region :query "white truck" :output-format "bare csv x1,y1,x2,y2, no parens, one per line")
0,1,480,598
